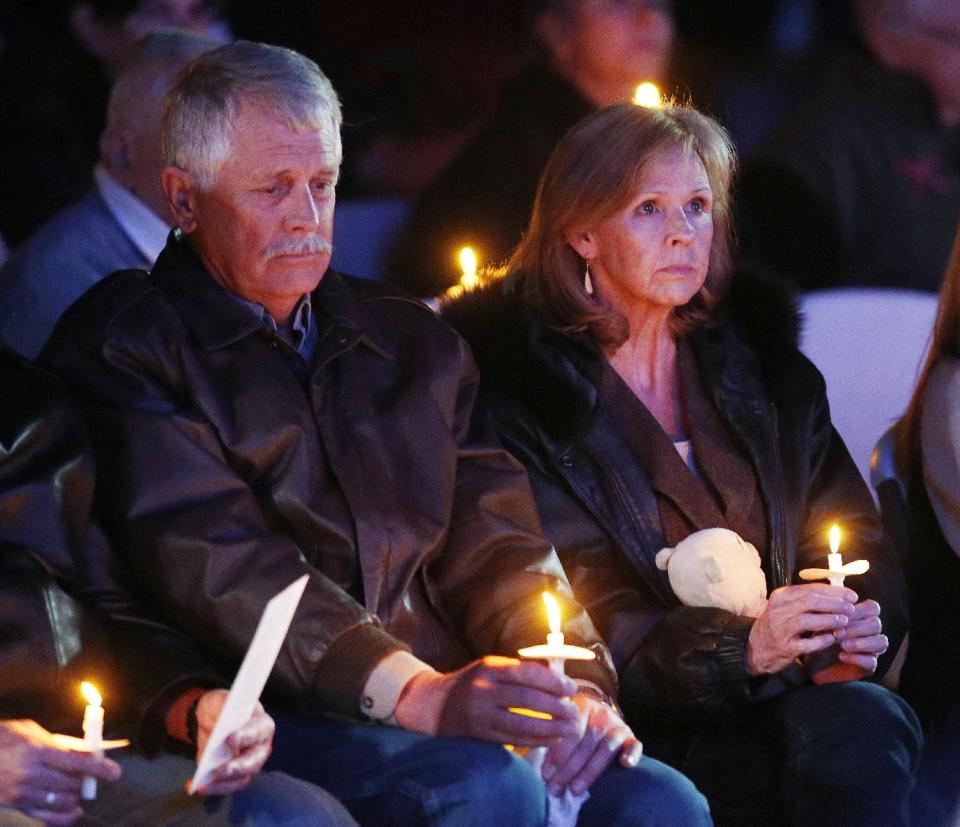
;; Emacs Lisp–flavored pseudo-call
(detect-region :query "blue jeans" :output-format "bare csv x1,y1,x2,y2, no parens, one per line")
266,712,712,827
642,681,921,827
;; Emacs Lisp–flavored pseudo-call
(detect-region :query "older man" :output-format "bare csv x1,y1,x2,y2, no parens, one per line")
41,41,710,827
0,31,216,358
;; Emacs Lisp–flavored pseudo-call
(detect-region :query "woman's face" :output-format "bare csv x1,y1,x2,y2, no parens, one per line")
572,146,714,320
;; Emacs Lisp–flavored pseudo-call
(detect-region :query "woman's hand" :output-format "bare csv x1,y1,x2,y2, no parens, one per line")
541,694,643,797
833,599,887,669
0,719,121,825
747,584,858,674
193,690,275,796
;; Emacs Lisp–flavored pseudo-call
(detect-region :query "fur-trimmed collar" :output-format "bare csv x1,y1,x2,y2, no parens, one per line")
442,265,802,443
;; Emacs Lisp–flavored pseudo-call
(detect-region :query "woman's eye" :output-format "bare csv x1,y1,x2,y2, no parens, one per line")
688,198,709,214
638,201,656,215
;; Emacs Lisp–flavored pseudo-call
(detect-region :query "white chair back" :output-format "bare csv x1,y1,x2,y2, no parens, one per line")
799,288,937,487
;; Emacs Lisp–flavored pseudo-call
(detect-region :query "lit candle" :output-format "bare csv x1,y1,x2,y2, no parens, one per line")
827,524,844,587
459,247,479,291
518,592,595,676
544,592,565,676
632,82,661,108
798,523,870,586
80,682,103,800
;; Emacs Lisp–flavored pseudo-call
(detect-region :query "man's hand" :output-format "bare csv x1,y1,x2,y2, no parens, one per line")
395,656,581,746
0,719,121,825
193,690,275,796
747,584,857,674
542,695,642,797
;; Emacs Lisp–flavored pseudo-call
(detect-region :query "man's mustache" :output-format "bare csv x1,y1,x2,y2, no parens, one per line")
266,235,332,258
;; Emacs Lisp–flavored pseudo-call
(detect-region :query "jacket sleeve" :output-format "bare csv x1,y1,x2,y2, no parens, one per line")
429,340,618,695
1,349,221,752
41,334,406,721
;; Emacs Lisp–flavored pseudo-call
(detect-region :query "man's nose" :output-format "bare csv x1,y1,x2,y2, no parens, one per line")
285,184,321,232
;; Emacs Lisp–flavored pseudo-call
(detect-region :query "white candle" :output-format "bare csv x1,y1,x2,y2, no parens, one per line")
543,593,565,677
827,524,844,587
80,682,103,800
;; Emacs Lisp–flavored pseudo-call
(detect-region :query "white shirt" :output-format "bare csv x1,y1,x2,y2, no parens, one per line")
93,165,170,264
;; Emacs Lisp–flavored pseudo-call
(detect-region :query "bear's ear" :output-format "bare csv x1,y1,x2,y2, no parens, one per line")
655,548,674,570
704,557,723,583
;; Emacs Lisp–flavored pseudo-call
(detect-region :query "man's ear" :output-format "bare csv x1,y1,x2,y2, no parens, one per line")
160,167,199,233
565,229,598,261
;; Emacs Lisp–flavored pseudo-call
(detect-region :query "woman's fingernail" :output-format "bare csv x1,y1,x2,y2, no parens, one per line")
549,784,563,797
571,781,586,795
542,764,555,781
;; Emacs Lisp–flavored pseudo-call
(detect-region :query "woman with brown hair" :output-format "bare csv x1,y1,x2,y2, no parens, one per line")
894,219,960,824
445,100,920,826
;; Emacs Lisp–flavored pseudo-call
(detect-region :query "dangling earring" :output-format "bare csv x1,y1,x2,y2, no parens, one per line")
584,263,594,296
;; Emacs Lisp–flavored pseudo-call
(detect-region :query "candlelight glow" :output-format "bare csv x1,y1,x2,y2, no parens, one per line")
543,592,561,635
80,682,101,707
508,707,553,720
633,82,661,108
829,525,841,556
459,247,479,289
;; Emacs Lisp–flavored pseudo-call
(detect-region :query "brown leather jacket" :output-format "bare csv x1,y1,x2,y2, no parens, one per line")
444,275,908,729
1,347,218,750
41,235,616,718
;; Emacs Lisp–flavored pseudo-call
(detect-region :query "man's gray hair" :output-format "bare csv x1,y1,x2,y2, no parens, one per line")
162,40,342,189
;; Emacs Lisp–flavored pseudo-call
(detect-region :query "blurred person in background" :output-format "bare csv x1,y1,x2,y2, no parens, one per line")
389,0,676,298
0,31,216,358
0,0,229,249
894,219,960,826
736,0,960,293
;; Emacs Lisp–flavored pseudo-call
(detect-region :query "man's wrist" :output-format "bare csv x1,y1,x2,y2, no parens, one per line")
164,687,208,744
360,650,435,725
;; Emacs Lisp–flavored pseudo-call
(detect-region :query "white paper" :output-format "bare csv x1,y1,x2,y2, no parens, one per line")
189,574,309,793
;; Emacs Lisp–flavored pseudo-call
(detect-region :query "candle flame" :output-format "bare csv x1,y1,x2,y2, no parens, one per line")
829,524,841,555
80,681,101,707
632,82,661,108
543,591,561,635
459,247,479,290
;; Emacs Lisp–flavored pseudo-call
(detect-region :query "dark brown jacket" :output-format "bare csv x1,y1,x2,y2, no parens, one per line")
444,275,908,729
0,347,218,750
41,235,615,718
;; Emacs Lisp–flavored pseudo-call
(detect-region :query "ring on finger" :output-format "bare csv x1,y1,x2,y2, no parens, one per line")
45,791,56,806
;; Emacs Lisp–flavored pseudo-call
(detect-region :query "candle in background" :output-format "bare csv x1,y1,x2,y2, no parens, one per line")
632,82,661,108
827,524,844,587
459,247,479,290
80,682,103,800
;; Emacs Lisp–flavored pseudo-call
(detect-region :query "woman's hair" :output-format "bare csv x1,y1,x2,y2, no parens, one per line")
504,100,737,350
896,221,960,484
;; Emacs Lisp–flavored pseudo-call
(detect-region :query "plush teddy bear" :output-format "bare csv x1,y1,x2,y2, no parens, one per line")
655,527,768,617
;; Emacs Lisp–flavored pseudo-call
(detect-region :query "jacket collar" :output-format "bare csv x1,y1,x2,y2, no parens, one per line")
150,231,394,359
